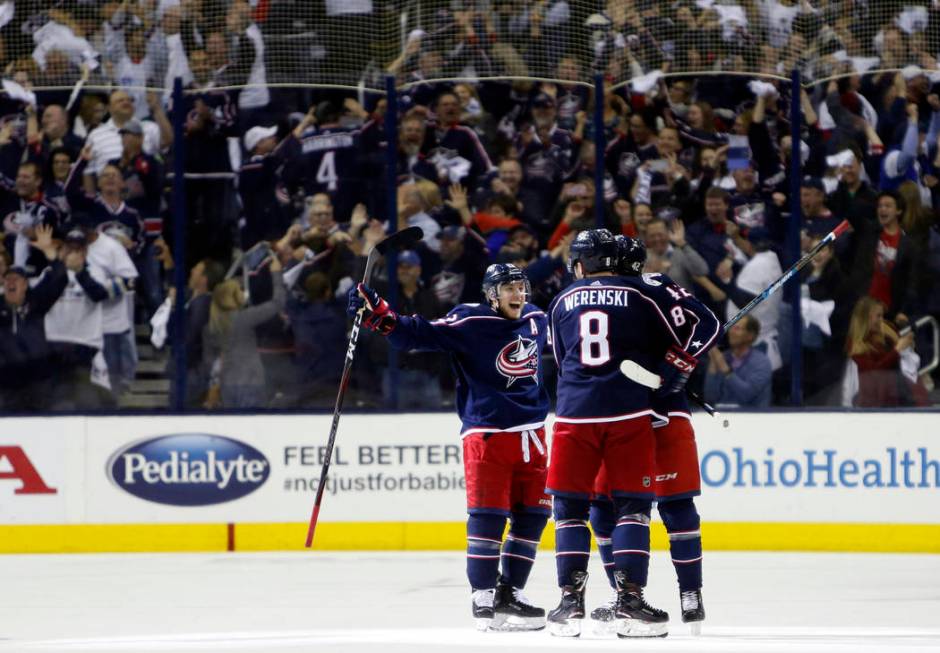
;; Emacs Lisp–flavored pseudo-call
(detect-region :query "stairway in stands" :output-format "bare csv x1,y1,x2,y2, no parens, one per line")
119,324,170,409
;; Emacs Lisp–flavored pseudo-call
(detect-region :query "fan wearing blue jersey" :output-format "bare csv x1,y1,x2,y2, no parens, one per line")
348,263,551,633
588,235,717,637
291,101,364,222
545,229,720,639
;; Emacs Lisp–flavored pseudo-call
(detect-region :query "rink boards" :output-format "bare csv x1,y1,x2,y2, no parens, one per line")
1,412,938,554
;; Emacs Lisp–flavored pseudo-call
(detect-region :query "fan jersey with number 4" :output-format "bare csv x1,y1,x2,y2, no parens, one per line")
549,273,720,422
387,303,550,436
290,124,363,221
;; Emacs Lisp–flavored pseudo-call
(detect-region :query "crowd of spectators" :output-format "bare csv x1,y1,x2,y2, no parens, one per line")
0,0,939,411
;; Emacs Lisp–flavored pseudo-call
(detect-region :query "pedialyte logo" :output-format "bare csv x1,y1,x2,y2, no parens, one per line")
107,434,270,506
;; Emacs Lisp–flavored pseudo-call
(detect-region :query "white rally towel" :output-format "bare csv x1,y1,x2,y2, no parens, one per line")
32,21,100,71
150,297,172,349
897,6,928,34
630,70,663,95
748,80,778,98
826,149,856,169
900,348,921,385
1,79,37,107
800,297,835,337
0,2,13,29
714,5,748,40
91,351,111,391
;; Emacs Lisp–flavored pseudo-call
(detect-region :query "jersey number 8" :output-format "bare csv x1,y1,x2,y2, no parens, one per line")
578,311,610,366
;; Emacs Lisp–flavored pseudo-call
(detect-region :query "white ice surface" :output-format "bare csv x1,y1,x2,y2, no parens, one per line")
2,550,939,653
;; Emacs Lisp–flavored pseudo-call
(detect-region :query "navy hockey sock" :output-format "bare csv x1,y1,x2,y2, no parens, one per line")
553,497,592,586
500,511,548,588
659,498,703,591
611,497,653,587
589,500,617,589
467,513,506,590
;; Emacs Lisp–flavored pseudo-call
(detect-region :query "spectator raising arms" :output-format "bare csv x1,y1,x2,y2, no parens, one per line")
1,0,940,413
203,254,285,409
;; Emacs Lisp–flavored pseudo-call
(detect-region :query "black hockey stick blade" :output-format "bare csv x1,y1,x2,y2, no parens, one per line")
375,226,423,255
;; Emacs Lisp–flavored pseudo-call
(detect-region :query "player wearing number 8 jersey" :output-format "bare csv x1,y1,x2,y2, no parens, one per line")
347,263,551,633
545,229,720,639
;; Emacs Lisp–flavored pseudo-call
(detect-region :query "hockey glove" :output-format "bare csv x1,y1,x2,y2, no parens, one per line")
655,345,698,396
347,283,397,335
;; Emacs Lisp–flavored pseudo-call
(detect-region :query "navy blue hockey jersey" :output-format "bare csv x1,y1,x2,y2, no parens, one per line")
388,302,550,436
549,272,720,422
291,124,362,221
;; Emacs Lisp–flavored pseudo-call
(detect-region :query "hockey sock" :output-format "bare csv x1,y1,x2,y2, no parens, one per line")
611,497,653,587
553,497,592,587
500,511,548,588
659,498,703,591
589,499,617,589
466,513,506,590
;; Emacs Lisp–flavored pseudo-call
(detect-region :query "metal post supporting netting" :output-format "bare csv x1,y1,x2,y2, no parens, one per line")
171,77,187,411
385,75,400,410
594,73,606,229
789,69,803,407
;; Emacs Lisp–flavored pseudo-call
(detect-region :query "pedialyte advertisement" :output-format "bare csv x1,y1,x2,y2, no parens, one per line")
0,413,937,525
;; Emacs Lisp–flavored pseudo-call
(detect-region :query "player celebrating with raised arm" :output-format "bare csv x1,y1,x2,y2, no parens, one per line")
588,235,717,636
545,229,719,639
347,263,551,632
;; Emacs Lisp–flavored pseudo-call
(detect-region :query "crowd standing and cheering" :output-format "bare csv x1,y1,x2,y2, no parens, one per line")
0,0,938,410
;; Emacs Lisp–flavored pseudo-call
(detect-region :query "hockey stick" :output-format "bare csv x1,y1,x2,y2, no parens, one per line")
720,219,850,333
304,226,424,548
619,359,727,427
621,219,852,424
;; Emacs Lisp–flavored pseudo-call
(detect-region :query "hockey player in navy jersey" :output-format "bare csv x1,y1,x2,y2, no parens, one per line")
545,229,720,639
348,263,551,632
588,235,716,636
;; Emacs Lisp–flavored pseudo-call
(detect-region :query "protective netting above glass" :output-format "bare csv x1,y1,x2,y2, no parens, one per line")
6,1,940,97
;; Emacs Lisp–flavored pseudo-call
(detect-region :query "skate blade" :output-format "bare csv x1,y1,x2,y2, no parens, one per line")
474,617,492,632
548,619,582,637
688,621,702,636
616,618,669,638
488,614,546,632
590,617,618,637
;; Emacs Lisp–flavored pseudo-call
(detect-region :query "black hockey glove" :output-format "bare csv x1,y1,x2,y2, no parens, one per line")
655,345,697,396
347,283,397,335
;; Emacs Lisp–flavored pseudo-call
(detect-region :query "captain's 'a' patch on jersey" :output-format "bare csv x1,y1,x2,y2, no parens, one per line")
496,335,539,387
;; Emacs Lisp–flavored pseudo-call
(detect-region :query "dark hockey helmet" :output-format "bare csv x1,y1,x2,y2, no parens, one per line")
567,228,619,274
482,263,530,305
615,234,647,275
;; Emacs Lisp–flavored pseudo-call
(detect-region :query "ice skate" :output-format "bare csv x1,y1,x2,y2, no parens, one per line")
489,583,545,631
471,588,495,631
613,571,669,638
589,589,619,636
680,589,705,635
547,570,587,637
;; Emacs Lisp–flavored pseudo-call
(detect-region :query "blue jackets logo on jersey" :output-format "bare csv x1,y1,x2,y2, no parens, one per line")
495,336,540,387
